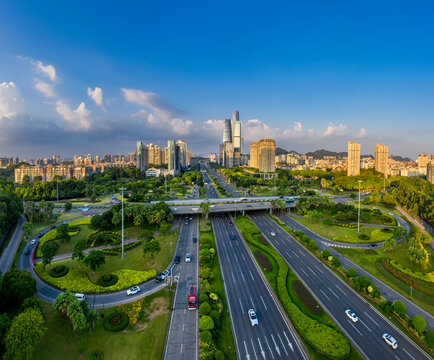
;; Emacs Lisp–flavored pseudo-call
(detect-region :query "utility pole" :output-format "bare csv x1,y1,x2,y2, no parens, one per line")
57,176,59,202
119,187,126,260
357,180,363,233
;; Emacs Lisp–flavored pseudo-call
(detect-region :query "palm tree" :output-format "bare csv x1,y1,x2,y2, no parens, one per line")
200,201,210,219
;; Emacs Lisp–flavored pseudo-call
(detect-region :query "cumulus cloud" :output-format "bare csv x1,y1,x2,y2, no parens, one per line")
34,80,56,98
56,100,91,131
356,128,367,138
87,86,106,110
0,82,24,122
35,61,57,81
131,109,147,118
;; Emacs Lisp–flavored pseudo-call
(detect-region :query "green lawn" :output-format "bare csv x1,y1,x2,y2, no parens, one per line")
293,216,395,243
200,219,237,360
34,288,173,360
29,213,82,238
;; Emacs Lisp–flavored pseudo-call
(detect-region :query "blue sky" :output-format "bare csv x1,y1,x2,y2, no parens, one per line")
0,1,433,159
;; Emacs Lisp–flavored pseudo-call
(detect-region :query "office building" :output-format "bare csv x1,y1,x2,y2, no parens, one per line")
220,111,244,168
175,140,187,169
347,141,361,176
249,141,259,169
427,163,434,184
375,143,389,178
168,140,180,174
258,139,276,172
223,119,232,143
136,141,149,171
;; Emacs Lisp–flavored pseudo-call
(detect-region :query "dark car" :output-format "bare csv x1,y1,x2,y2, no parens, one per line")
24,249,31,256
369,243,378,247
230,234,235,240
155,274,165,283
193,237,197,243
174,255,181,264
229,222,233,226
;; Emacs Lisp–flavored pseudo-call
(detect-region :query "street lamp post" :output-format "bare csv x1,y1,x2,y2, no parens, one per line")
119,187,126,260
357,180,363,233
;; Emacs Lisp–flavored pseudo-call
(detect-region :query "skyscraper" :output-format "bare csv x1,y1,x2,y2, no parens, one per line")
258,139,276,172
375,143,389,178
147,144,162,166
427,162,434,184
175,140,187,169
136,141,149,171
347,141,361,176
223,119,232,143
250,141,259,168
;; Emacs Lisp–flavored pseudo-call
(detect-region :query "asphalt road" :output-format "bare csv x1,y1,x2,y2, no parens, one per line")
249,211,431,360
164,215,199,360
0,215,25,274
208,169,242,197
212,214,308,360
280,213,434,330
202,170,220,199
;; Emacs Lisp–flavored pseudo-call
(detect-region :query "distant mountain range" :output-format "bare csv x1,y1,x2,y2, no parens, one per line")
277,148,413,162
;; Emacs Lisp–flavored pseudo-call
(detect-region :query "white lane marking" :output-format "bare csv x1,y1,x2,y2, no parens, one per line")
234,254,238,262
307,266,316,275
249,270,254,280
328,287,339,299
348,320,363,336
299,251,306,257
402,348,416,360
363,311,380,327
277,333,288,355
264,336,274,359
181,343,183,353
182,324,185,331
270,334,280,357
243,341,251,360
232,272,236,283
335,284,346,296
250,297,256,309
300,268,309,277
285,251,292,259
293,251,299,258
257,338,266,359
283,331,294,352
226,254,230,262
320,289,331,301
230,241,233,248
314,265,323,274
223,241,226,248
241,253,246,261
395,356,400,360
359,319,372,333
250,339,259,360
241,273,246,282
239,299,244,314
260,295,268,310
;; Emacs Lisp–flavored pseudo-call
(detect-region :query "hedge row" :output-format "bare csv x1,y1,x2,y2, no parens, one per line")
97,274,119,287
49,265,69,278
103,312,129,331
68,217,92,226
239,220,350,360
35,264,156,294
332,222,358,228
102,239,143,255
116,298,145,326
389,260,434,283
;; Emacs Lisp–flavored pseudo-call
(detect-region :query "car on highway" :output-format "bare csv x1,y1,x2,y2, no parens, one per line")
75,293,86,301
185,220,189,225
248,309,258,326
174,255,181,264
229,222,233,226
162,270,170,277
229,234,235,240
185,253,191,262
270,231,276,237
155,274,165,282
193,237,197,243
369,243,378,247
24,249,31,256
345,309,358,322
30,238,38,245
382,333,398,349
127,286,141,296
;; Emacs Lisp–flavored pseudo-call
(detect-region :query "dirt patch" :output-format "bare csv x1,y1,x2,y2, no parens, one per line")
135,297,170,332
257,235,269,245
254,250,272,272
293,280,324,316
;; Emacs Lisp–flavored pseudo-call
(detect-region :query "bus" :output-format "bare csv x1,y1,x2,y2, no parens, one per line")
188,285,197,310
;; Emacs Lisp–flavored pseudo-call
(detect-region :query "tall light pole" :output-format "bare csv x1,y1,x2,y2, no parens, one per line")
357,180,363,233
119,187,126,260
57,176,59,202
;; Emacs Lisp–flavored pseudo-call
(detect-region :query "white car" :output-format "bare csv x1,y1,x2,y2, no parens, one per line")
127,286,141,296
270,231,276,237
185,253,191,262
162,270,170,277
30,238,38,245
345,309,358,322
382,333,398,349
248,309,258,326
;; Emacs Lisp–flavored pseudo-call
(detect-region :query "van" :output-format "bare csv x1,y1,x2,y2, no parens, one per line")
75,293,86,301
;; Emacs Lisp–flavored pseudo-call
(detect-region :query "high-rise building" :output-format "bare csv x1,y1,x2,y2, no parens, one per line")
250,141,259,169
375,143,389,178
418,153,429,169
347,141,361,176
223,119,232,143
175,140,187,169
258,139,276,172
427,163,434,184
168,140,180,173
136,141,149,171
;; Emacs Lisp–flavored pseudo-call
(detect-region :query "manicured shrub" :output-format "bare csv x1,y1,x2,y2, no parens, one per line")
360,275,371,288
116,298,144,326
411,314,426,333
393,300,406,318
331,256,341,267
358,233,370,240
321,249,331,259
207,284,217,293
199,316,214,331
200,330,213,344
215,350,224,360
426,329,434,348
199,268,210,279
381,227,393,233
97,274,119,287
208,310,219,321
199,302,212,316
302,235,310,243
104,312,129,331
199,293,209,302
199,255,210,265
323,219,333,226
308,239,318,250
352,277,361,290
49,265,69,278
20,297,42,312
346,267,357,278
295,230,304,237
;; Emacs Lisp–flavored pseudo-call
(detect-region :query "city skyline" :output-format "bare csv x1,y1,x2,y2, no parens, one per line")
1,2,434,158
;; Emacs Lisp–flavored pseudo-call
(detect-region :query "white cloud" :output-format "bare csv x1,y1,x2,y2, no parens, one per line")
0,82,24,121
56,100,91,131
357,128,367,138
35,61,57,81
87,86,106,110
34,80,56,98
131,109,147,118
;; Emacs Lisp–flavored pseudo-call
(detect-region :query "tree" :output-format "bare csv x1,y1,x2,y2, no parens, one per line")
393,300,406,318
4,308,46,360
382,238,396,252
321,249,331,259
200,201,210,219
2,270,37,307
0,313,11,353
41,241,58,269
346,267,357,278
199,315,214,331
56,223,70,242
72,239,87,268
199,302,212,315
143,240,161,262
360,275,371,288
332,256,341,267
411,314,427,334
22,222,32,241
83,250,106,273
139,230,154,242
64,201,73,211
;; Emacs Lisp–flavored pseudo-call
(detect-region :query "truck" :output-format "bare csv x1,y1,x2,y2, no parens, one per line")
188,285,197,310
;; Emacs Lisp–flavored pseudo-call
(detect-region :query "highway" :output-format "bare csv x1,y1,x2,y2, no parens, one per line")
0,215,25,274
207,168,242,197
202,170,219,198
249,211,431,360
164,215,199,360
279,213,434,330
212,214,308,360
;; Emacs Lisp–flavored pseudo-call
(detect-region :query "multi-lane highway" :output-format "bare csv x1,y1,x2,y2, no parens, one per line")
164,216,199,360
202,170,220,198
207,169,242,197
249,211,431,360
0,215,25,274
212,214,308,360
280,213,434,330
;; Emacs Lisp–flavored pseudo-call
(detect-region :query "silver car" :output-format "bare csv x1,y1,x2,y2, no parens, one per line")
248,309,258,326
382,333,398,349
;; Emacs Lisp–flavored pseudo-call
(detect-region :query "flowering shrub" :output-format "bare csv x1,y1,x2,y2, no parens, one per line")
36,229,58,257
116,298,145,326
69,217,92,226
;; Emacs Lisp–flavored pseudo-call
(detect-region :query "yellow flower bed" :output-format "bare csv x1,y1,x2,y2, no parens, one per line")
35,263,156,294
68,217,92,226
116,298,145,326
